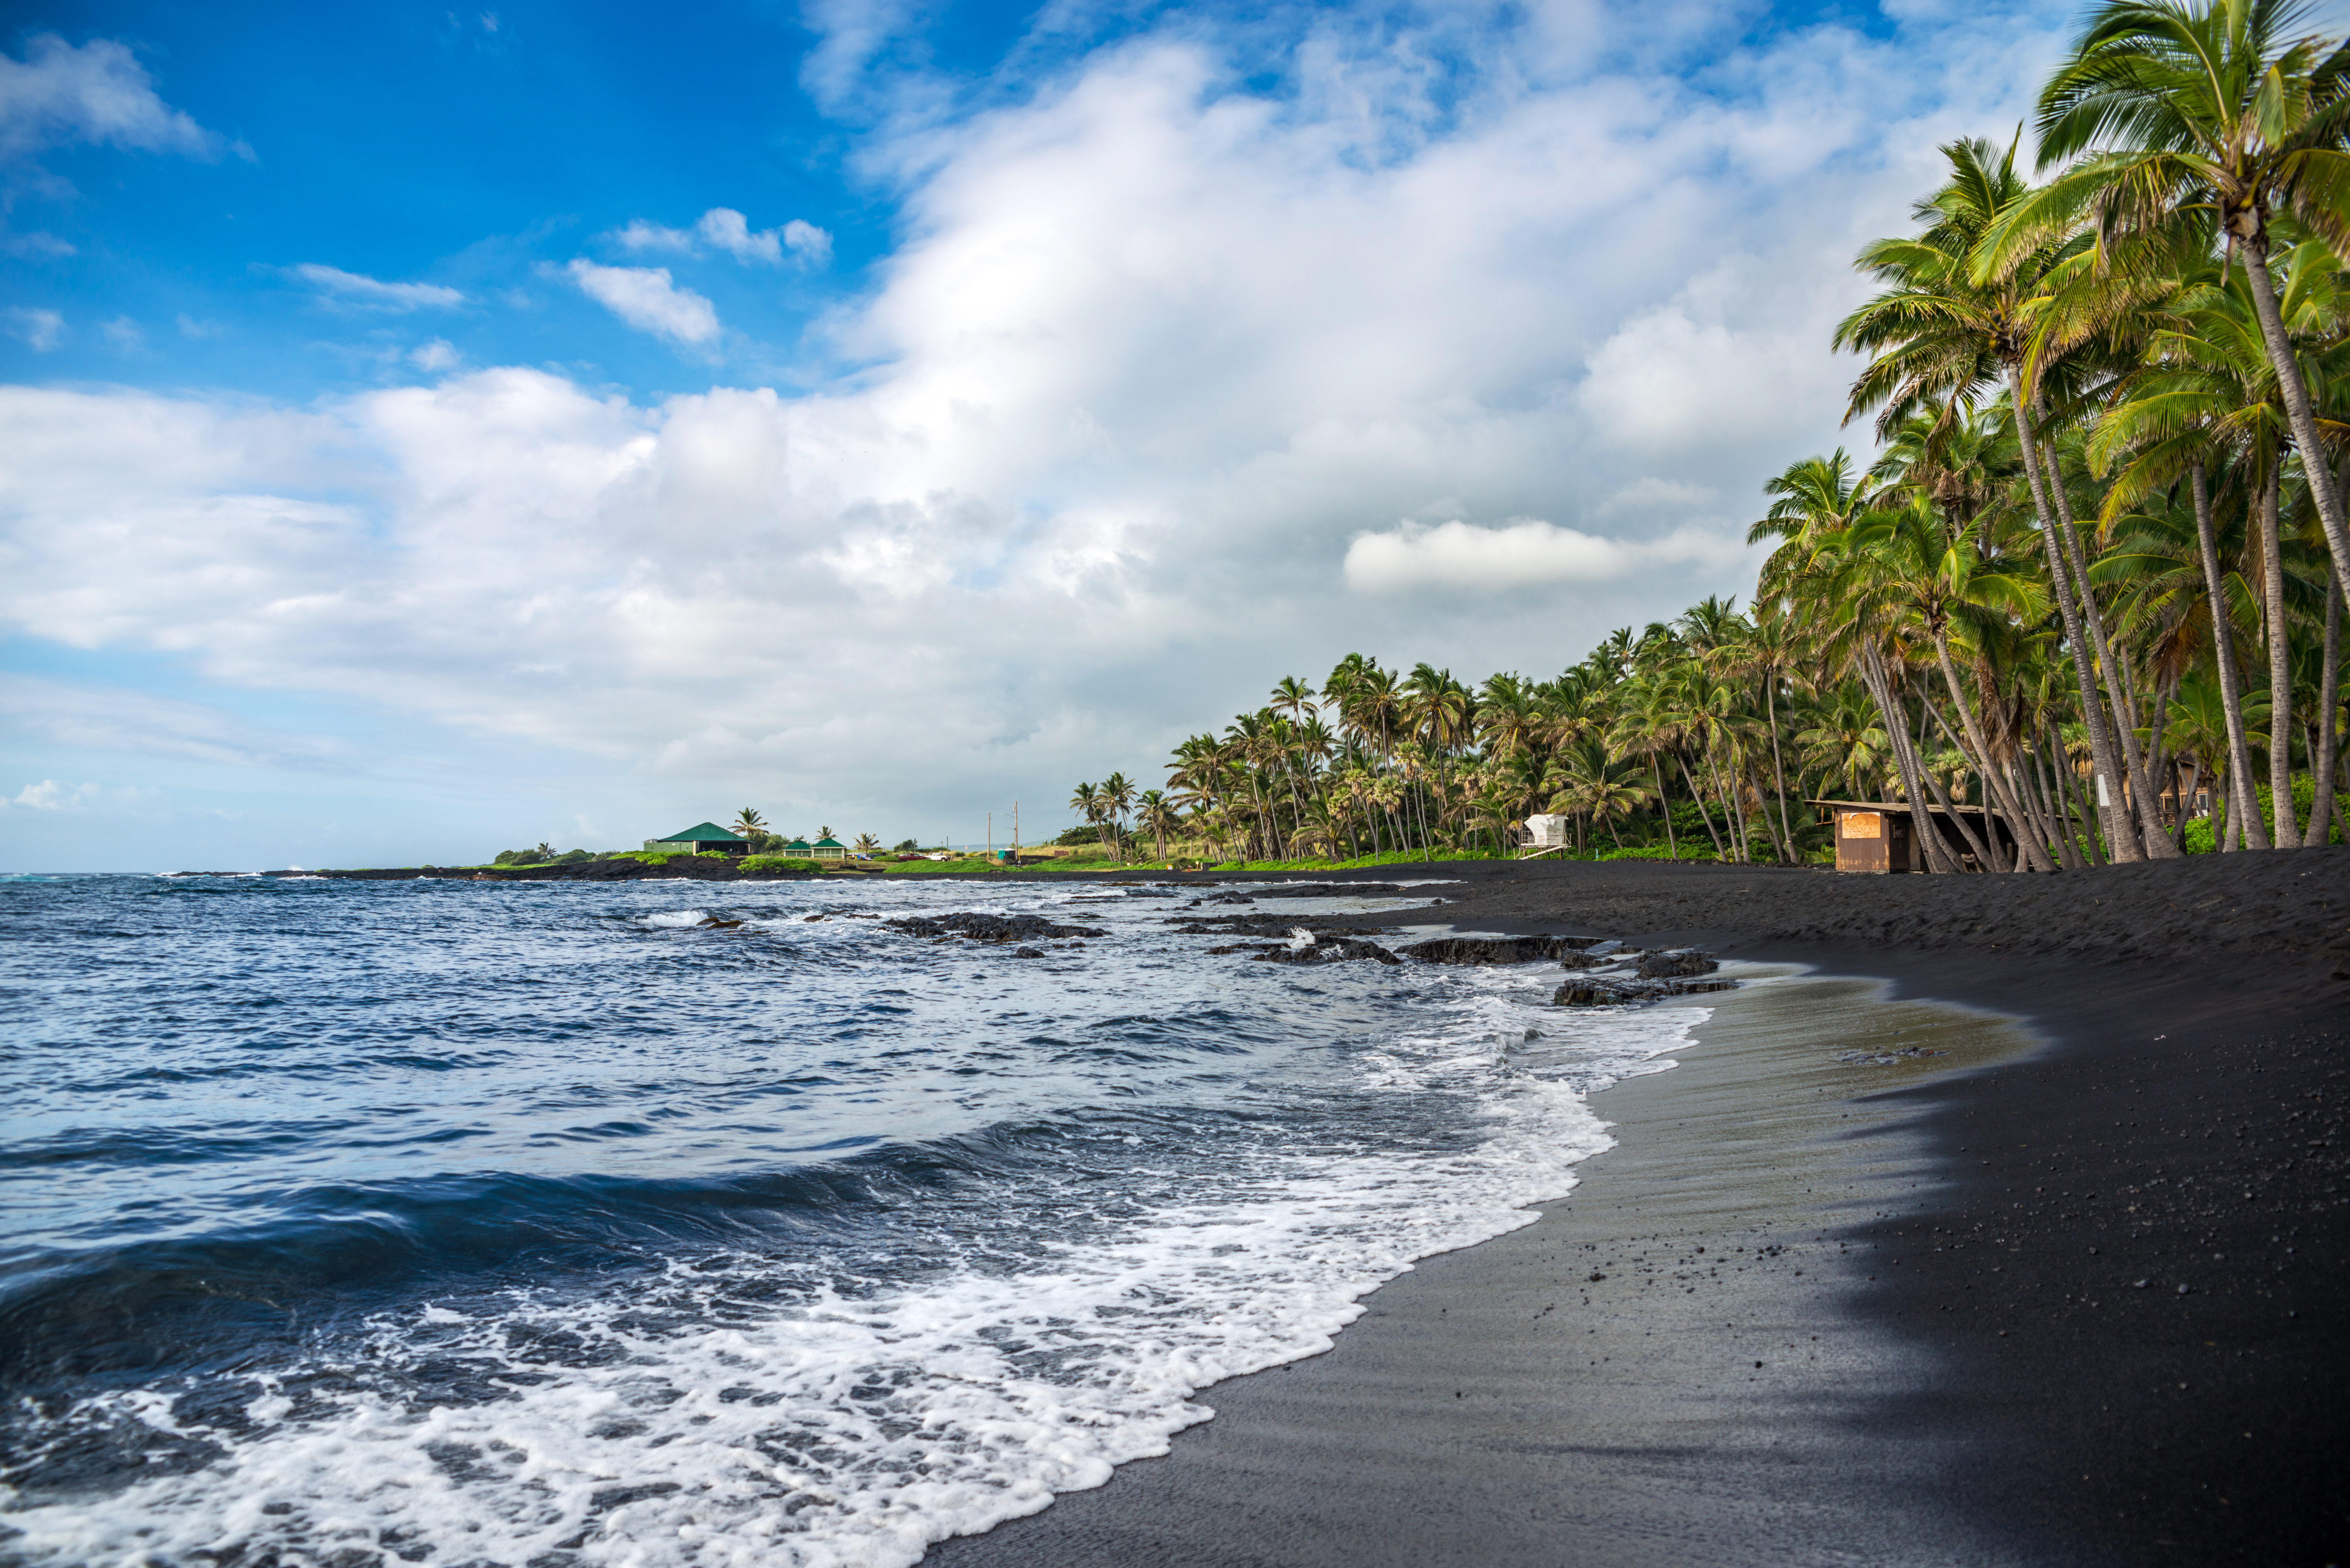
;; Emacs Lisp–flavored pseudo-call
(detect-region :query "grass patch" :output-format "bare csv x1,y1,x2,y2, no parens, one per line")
740,856,826,875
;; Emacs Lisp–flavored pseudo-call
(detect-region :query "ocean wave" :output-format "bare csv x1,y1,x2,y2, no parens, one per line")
0,875,1703,1567
0,1042,1637,1568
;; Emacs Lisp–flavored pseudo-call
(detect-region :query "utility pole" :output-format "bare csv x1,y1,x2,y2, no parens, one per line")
1013,800,1020,857
987,812,992,862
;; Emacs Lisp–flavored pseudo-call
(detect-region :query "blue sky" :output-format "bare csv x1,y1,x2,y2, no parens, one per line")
3,0,2151,867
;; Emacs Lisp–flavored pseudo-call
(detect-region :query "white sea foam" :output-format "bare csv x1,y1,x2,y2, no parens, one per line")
638,908,712,927
0,993,1704,1568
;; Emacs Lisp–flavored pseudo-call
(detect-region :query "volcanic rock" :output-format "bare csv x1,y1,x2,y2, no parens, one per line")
1400,935,1603,965
884,913,1107,943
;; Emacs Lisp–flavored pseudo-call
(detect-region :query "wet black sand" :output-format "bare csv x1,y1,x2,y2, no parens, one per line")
935,850,2349,1567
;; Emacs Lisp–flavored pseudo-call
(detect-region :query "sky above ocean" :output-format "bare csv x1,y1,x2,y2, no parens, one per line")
0,0,2219,868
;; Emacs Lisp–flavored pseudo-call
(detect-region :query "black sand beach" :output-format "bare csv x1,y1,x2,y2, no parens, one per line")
936,851,2348,1567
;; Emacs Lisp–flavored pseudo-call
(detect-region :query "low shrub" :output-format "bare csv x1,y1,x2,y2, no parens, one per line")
2182,777,2344,852
740,856,825,875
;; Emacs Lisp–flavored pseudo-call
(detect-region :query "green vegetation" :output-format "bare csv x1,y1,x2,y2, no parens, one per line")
739,856,826,875
1059,2,2348,875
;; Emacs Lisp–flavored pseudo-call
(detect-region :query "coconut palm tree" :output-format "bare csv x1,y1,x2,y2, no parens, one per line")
1068,783,1105,857
1841,492,2062,870
2020,0,2350,596
1800,689,1895,799
851,833,881,855
1838,136,2174,859
733,808,767,838
1135,789,1181,862
1099,771,1138,862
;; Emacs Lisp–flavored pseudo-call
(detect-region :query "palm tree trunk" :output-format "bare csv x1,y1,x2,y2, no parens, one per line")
2256,466,2301,847
2028,407,2178,858
2052,734,2107,865
2190,459,2272,849
1701,740,1746,863
2034,732,2085,867
1930,637,2055,871
2025,740,2081,869
1764,678,1796,862
1858,647,1959,873
2172,755,2200,853
1652,756,1679,859
1675,753,1728,857
2306,563,2342,847
1919,692,2000,868
1753,761,1791,862
2238,232,2350,601
2009,372,2144,862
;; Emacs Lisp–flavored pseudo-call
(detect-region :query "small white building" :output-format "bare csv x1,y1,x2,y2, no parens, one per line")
1522,814,1572,848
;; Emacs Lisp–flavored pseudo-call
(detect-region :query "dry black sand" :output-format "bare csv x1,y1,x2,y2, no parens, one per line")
932,849,2348,1567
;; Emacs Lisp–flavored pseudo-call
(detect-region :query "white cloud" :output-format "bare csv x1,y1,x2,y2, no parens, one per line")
286,263,467,312
176,312,223,339
781,219,833,266
613,218,696,254
1,230,75,257
0,3,2074,827
565,260,721,344
0,674,343,768
5,307,65,350
409,338,461,371
0,34,227,164
8,779,95,810
1343,519,1740,592
695,207,780,263
612,209,833,267
102,314,142,350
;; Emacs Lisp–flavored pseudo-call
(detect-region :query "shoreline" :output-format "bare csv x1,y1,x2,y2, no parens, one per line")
931,853,2347,1566
933,964,2051,1567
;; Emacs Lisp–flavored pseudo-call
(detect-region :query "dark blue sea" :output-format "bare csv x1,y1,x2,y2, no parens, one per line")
0,872,1703,1566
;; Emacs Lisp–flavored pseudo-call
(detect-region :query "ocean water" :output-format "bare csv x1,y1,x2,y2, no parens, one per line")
0,873,1706,1567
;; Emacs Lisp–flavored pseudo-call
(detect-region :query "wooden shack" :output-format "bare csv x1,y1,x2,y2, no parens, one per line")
1811,799,2022,873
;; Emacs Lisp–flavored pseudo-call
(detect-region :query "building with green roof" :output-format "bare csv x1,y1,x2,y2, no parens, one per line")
808,836,846,860
644,822,748,855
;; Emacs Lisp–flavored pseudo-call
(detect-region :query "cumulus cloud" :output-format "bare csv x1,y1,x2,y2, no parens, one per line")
286,263,466,312
0,34,232,164
4,307,65,350
409,338,461,371
1343,520,1742,592
613,208,833,266
565,260,721,344
0,2,2073,825
7,779,94,810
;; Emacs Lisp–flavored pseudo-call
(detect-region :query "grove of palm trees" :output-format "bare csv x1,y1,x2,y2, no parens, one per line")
1072,0,2348,874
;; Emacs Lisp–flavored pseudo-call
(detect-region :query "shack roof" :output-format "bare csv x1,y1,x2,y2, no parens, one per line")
812,836,844,848
658,822,746,842
1808,798,1992,817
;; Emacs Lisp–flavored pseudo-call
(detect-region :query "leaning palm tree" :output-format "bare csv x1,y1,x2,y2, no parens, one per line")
2018,0,2350,596
1842,492,2063,870
1839,136,2173,858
